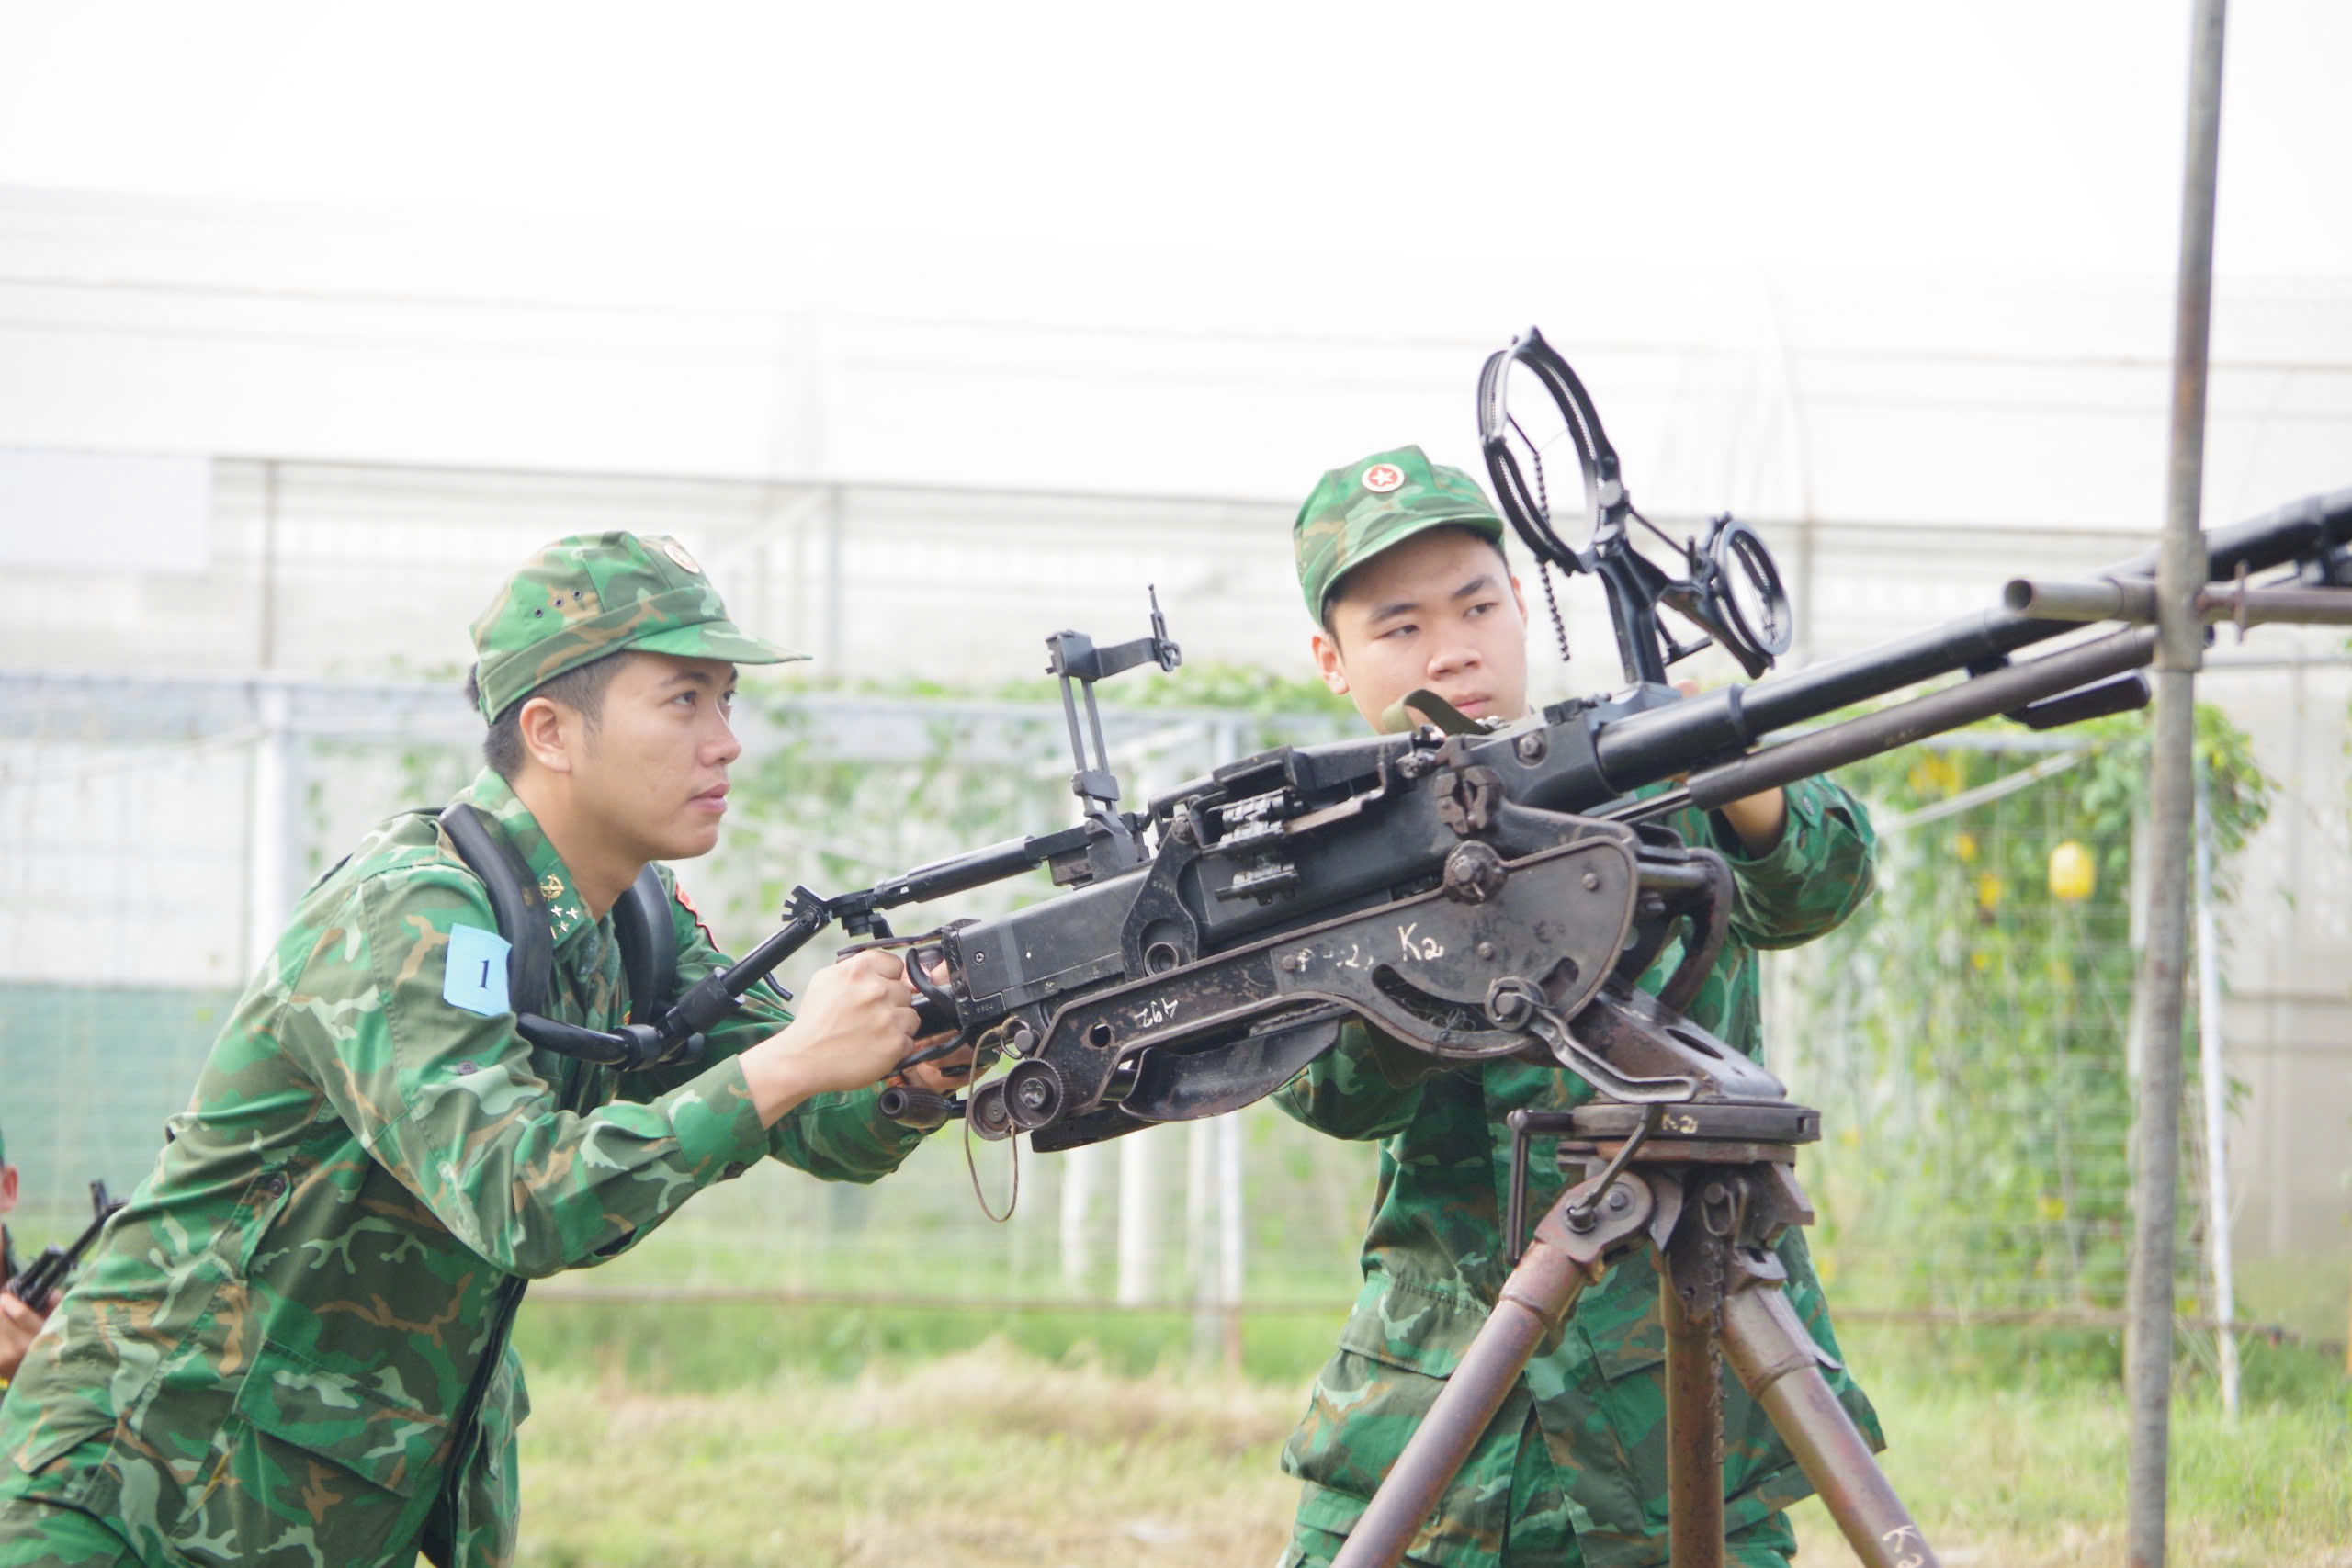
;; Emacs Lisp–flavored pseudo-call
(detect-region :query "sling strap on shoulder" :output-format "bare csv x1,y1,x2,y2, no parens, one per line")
609,863,677,1031
438,804,687,1066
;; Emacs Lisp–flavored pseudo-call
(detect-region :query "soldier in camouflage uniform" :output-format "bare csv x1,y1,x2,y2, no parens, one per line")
0,534,963,1567
1,1126,63,1391
1275,447,1882,1567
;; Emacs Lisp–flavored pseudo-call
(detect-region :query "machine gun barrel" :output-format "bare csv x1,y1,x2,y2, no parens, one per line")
1589,486,2352,798
1743,485,2351,727
1677,626,2155,814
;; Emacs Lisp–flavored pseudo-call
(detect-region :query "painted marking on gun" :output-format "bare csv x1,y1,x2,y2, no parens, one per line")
1397,922,1445,961
1130,998,1181,1028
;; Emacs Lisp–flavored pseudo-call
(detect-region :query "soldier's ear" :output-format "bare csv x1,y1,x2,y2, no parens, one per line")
0,1165,17,1211
1311,630,1349,694
516,695,576,775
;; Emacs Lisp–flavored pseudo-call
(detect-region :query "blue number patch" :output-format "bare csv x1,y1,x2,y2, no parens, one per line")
444,924,513,1017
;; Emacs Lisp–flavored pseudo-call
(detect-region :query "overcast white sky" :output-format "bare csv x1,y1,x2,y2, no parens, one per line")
0,0,2344,301
0,0,2344,528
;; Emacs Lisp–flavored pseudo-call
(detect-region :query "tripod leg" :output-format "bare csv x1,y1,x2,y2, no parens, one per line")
1331,1179,1653,1568
1720,1286,1939,1568
1662,1270,1726,1568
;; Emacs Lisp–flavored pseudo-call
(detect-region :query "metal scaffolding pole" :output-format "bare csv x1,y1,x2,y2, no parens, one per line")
2127,3,2227,1564
2191,763,2240,1418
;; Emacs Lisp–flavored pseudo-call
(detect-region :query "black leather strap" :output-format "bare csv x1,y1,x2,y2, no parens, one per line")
440,804,679,1035
438,804,554,1020
610,865,676,1027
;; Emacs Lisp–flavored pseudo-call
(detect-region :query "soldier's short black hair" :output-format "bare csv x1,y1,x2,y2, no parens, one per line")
464,651,632,780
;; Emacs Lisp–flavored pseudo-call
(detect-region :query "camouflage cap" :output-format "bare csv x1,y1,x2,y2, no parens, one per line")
1293,445,1505,621
469,532,806,719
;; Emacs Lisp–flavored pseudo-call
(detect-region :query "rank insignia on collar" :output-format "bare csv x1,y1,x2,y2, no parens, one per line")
539,874,564,903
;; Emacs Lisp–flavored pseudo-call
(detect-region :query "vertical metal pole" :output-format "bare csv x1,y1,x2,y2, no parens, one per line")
245,682,292,974
1662,1273,1726,1568
250,461,288,976
789,483,811,656
1060,1139,1098,1294
2191,763,2239,1417
1218,1112,1246,1372
2270,663,2302,1257
1187,1118,1218,1355
257,460,278,671
1116,1125,1164,1305
1213,718,1249,1372
2128,4,2226,1563
822,482,845,670
1793,514,1819,667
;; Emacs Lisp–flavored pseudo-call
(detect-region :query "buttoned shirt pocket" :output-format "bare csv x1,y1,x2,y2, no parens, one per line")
6,1411,114,1502
166,1340,449,1567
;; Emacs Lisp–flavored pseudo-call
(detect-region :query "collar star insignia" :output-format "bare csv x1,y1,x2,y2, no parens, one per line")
551,904,581,931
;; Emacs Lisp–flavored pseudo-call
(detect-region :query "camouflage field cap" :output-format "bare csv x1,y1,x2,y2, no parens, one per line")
469,532,806,719
1293,445,1505,620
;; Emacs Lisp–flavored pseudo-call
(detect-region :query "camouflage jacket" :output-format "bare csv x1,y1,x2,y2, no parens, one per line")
0,769,924,1568
1275,776,1881,1568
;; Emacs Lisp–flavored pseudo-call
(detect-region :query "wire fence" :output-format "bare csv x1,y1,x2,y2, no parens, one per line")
2,666,2346,1357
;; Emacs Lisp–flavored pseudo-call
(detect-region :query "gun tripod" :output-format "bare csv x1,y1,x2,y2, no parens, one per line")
1331,1100,1939,1568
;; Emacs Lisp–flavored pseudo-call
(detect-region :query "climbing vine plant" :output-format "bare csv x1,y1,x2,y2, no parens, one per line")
1783,705,2271,1315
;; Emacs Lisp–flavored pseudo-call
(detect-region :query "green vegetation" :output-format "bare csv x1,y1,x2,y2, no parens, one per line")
512,1327,2350,1568
1785,706,2275,1321
514,1294,1348,1390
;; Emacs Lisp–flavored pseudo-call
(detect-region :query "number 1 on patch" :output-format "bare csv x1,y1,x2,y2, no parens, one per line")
445,923,512,1017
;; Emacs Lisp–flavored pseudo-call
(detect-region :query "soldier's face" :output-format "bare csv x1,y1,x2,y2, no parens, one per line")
1,1164,16,1215
568,653,743,863
1312,529,1530,732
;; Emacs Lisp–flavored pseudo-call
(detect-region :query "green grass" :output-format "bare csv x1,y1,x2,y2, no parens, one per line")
514,1293,1348,1387
516,1346,1303,1568
510,1309,2351,1567
2239,1252,2352,1348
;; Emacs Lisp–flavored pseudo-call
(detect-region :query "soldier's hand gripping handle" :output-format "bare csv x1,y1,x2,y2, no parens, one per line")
739,950,922,1123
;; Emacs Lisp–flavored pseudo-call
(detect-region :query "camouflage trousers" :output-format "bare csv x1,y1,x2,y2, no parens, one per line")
1277,1407,1795,1568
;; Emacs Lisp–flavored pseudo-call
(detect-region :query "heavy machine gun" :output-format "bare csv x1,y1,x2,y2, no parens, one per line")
849,330,2350,1152
523,330,2352,1163
515,327,2352,1568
